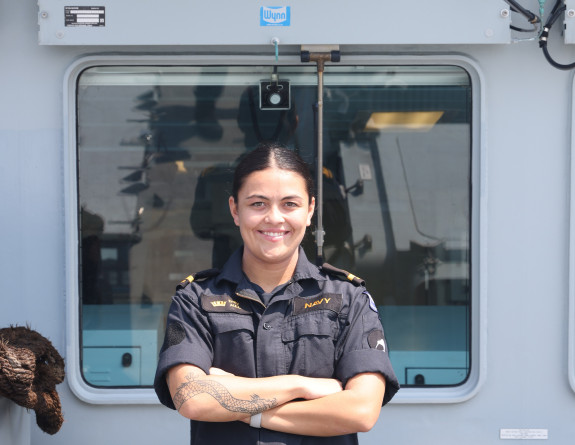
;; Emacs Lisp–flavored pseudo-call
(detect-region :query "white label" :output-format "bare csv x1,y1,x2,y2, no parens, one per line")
65,6,105,27
500,429,548,440
358,163,372,180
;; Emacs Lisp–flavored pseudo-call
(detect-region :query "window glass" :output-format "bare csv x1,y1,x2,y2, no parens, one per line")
77,64,471,388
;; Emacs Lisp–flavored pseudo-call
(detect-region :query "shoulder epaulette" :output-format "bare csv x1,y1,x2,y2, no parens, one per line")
321,263,365,287
177,268,220,289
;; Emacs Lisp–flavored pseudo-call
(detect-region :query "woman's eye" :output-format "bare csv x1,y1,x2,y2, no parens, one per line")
284,201,299,208
251,202,265,208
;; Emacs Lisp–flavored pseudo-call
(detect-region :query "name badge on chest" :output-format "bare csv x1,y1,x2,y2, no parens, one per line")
292,293,343,315
201,294,252,315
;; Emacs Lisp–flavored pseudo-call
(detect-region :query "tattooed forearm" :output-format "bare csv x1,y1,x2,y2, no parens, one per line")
173,373,278,415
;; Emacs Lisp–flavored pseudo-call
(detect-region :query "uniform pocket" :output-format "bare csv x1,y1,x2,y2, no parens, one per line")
208,313,255,376
282,314,338,377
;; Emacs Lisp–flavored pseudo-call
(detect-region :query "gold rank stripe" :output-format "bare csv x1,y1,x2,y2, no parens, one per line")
347,273,357,282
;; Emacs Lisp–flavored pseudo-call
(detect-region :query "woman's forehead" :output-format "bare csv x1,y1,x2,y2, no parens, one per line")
240,168,308,194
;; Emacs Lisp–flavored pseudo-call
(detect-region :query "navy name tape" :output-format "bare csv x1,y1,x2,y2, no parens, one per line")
292,293,343,315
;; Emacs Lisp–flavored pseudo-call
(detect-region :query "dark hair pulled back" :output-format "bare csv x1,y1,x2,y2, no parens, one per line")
232,142,315,203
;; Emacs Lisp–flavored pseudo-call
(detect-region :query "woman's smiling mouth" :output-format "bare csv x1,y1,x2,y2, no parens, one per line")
260,230,289,239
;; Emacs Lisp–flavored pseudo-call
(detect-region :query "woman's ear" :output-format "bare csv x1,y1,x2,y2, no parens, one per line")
229,196,240,226
307,197,316,226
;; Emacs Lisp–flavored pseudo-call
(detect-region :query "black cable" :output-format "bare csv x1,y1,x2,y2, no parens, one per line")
511,24,538,33
550,0,564,15
539,1,575,70
504,0,540,23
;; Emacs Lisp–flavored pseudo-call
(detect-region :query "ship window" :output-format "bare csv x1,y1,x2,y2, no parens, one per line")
75,63,474,393
570,73,575,394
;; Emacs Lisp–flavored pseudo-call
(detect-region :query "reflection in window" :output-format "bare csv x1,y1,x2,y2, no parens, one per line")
77,65,472,388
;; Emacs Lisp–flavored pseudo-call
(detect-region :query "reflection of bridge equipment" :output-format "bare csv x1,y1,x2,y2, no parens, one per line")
82,304,164,386
354,234,372,254
301,45,341,264
345,178,364,196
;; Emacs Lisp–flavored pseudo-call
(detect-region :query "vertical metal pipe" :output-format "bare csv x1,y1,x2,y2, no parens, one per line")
300,46,339,264
316,66,325,262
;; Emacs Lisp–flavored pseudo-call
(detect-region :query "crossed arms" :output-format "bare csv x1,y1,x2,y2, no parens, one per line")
166,364,386,436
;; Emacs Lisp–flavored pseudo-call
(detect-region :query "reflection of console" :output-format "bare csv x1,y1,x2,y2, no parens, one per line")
82,304,164,386
340,129,470,306
381,305,469,386
406,366,468,386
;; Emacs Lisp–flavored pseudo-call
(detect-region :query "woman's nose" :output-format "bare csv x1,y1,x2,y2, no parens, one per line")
266,205,285,223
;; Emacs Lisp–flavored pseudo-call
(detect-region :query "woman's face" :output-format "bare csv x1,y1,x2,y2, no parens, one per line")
229,167,315,269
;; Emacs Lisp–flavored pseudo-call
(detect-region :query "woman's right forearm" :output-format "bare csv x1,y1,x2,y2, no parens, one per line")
167,364,341,422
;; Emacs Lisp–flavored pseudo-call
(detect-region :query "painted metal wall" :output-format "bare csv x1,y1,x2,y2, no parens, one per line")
36,0,510,46
1,0,574,443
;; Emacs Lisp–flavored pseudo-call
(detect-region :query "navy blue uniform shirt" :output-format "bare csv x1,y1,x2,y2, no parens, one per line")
154,247,399,445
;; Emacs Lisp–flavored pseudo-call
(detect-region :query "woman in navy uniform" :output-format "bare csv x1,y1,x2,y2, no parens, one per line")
154,142,399,444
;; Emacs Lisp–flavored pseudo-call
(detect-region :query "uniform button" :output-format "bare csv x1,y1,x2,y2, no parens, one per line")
263,322,272,330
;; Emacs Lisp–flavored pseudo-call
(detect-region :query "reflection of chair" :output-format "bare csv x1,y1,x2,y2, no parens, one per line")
195,85,224,141
307,168,354,268
186,84,355,268
237,86,299,148
190,165,242,269
81,208,112,305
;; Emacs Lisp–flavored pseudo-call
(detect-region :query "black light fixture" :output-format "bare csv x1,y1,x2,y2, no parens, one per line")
259,67,290,110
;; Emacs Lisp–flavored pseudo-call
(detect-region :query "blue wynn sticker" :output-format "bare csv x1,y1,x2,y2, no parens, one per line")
260,6,291,27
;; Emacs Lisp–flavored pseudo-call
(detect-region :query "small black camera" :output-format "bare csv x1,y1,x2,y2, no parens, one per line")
259,80,291,110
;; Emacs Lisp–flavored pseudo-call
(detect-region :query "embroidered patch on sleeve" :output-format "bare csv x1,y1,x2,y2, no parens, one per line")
161,321,186,351
292,293,343,315
364,291,378,313
368,329,387,351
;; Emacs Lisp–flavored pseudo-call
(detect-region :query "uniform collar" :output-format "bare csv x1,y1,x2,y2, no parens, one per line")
216,246,326,291
217,247,245,286
292,247,326,283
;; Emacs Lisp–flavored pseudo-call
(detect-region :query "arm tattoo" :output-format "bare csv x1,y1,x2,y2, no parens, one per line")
173,372,278,415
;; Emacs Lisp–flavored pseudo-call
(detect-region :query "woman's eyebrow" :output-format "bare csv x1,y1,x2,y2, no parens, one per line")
244,194,269,200
244,194,304,201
